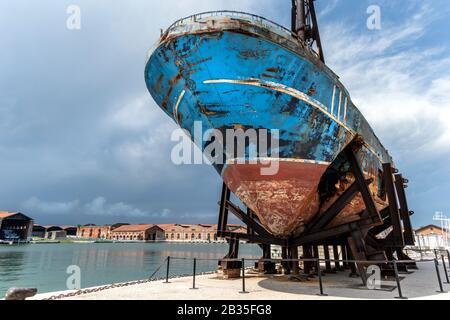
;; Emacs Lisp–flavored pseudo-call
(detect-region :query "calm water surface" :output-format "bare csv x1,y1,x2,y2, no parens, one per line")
0,242,261,296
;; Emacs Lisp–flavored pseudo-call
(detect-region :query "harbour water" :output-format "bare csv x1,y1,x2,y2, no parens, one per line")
0,242,261,297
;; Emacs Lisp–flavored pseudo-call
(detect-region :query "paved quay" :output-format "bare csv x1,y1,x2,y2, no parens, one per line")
32,261,450,300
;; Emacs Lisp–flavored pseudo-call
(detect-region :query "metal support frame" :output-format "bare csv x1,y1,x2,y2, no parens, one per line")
215,139,414,283
333,245,343,271
303,245,313,275
292,0,325,62
383,163,404,246
323,244,334,273
394,174,415,245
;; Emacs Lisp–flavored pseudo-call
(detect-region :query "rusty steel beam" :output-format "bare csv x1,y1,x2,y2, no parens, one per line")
293,213,378,247
217,183,231,237
323,245,333,272
247,208,257,236
225,201,274,240
302,245,313,274
394,174,415,245
219,231,285,246
345,145,381,224
382,163,404,246
308,178,373,233
369,207,393,236
294,0,307,41
333,244,342,271
307,0,325,62
292,0,325,62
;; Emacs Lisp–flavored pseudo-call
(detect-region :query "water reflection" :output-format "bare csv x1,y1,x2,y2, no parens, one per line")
0,251,26,282
0,243,261,296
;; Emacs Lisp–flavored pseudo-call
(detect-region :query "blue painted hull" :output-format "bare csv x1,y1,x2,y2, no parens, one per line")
145,13,392,236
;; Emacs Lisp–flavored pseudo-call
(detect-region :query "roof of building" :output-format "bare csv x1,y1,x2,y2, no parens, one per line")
0,211,19,219
416,224,448,233
156,224,178,230
60,226,77,230
44,225,63,230
0,211,32,221
112,224,161,232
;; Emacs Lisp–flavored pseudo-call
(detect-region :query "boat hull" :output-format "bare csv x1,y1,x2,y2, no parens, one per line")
145,13,392,237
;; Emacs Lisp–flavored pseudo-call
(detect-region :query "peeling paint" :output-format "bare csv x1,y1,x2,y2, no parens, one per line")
145,12,393,237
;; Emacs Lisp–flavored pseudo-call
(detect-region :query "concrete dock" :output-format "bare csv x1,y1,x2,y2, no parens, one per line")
31,261,450,300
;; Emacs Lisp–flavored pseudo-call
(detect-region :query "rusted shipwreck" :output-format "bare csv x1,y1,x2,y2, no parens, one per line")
145,0,416,282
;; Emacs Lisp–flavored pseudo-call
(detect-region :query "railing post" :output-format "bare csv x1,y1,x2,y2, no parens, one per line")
434,259,446,293
316,259,327,296
191,258,198,290
240,258,248,294
447,250,450,269
164,256,170,283
441,255,450,284
393,261,407,299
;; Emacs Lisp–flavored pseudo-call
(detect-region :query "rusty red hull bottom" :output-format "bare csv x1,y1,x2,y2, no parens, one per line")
222,160,329,237
222,160,386,238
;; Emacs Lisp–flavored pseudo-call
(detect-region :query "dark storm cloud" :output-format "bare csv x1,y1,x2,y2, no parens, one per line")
0,0,281,225
0,0,449,227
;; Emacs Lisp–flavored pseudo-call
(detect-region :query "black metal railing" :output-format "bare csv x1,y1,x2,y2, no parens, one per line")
161,251,450,300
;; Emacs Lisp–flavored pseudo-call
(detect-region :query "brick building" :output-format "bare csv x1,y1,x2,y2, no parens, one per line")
159,224,247,242
415,224,449,249
110,224,165,241
76,223,128,240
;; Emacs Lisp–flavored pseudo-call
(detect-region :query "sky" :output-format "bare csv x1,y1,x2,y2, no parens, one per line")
0,0,449,227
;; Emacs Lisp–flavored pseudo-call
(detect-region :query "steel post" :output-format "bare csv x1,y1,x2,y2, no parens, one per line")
240,258,248,294
316,259,327,296
165,256,170,283
191,258,197,290
393,261,407,299
441,255,450,284
434,259,445,293
447,250,450,269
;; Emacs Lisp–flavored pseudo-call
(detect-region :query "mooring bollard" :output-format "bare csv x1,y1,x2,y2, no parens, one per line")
5,288,37,300
441,255,450,284
164,256,170,283
434,259,445,293
393,261,407,299
316,259,327,296
240,258,248,294
191,258,197,290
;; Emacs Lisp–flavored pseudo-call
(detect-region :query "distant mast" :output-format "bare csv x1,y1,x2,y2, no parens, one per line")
291,0,325,63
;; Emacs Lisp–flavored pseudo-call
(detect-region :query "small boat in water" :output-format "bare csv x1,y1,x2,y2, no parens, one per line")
145,6,393,238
